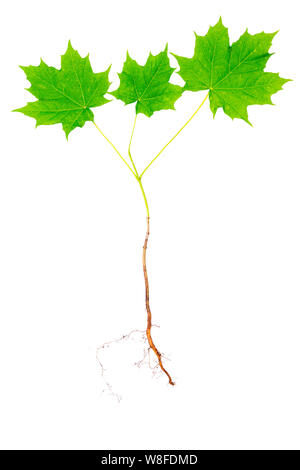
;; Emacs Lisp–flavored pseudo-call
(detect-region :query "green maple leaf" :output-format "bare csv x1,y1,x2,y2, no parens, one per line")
14,41,111,138
111,46,183,117
173,18,289,124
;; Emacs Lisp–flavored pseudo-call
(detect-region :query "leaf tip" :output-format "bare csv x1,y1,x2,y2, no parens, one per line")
217,16,225,27
63,125,71,140
271,30,280,39
65,40,77,56
239,115,252,126
105,64,112,78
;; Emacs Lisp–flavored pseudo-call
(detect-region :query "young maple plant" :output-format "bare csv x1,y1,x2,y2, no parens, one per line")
15,19,289,386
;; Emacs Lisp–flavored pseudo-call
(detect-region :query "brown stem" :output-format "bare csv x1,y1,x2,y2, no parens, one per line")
142,216,175,386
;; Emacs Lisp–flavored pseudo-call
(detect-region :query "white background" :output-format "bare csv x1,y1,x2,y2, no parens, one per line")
0,0,299,450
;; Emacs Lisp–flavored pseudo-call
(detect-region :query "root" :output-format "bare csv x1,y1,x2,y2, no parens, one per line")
96,329,146,401
143,216,175,386
96,217,175,398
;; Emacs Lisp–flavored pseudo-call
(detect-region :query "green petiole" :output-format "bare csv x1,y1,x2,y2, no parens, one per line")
93,93,209,219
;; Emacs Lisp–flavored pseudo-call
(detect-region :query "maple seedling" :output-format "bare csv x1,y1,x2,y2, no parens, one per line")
15,18,289,387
